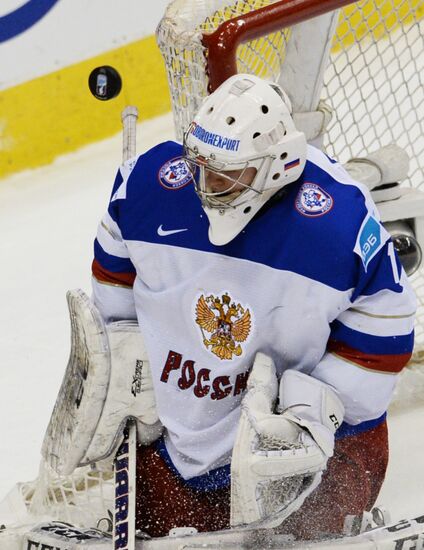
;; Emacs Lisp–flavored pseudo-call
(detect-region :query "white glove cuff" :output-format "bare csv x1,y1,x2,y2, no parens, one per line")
278,370,345,457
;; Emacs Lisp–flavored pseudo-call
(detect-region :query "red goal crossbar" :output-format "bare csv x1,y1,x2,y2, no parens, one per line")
202,0,359,92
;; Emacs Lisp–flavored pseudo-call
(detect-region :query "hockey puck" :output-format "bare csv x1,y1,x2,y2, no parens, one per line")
88,66,122,100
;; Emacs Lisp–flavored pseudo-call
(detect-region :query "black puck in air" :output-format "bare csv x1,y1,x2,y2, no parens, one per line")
88,66,122,100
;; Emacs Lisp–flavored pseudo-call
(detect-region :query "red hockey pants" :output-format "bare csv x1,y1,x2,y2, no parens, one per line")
135,420,388,539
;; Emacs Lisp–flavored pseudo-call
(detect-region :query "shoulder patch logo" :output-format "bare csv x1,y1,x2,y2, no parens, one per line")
195,293,251,361
355,215,385,270
158,157,193,190
295,182,333,217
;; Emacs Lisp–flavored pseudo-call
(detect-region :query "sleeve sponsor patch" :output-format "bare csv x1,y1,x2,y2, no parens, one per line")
354,214,389,270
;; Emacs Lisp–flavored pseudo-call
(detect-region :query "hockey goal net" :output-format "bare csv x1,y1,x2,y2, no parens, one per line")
2,0,423,540
157,0,424,356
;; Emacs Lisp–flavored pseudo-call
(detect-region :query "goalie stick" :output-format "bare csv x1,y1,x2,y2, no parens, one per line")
113,100,139,550
113,421,137,550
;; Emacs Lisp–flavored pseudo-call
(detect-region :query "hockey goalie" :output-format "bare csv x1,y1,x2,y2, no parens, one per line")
25,72,417,550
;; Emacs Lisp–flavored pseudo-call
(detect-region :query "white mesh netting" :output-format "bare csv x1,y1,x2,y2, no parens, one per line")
322,1,424,362
157,0,424,361
157,0,290,140
13,461,114,528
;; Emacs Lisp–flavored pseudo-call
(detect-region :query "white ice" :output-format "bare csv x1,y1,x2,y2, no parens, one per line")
0,112,423,526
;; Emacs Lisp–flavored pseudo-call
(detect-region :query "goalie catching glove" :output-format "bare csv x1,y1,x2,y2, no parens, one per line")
231,353,344,528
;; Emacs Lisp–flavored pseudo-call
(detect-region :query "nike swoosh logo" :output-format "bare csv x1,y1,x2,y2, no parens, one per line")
157,225,188,237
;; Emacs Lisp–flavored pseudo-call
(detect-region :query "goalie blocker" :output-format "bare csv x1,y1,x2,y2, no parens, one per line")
42,289,162,476
231,353,344,528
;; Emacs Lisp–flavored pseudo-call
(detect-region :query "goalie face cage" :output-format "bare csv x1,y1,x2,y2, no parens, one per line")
157,0,424,357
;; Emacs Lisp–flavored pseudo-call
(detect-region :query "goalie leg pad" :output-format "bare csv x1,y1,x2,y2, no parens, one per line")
42,289,162,476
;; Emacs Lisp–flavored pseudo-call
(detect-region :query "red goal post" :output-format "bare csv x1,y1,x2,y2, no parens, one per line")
202,0,358,93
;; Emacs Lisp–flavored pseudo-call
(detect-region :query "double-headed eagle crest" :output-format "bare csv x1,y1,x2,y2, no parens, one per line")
195,293,251,360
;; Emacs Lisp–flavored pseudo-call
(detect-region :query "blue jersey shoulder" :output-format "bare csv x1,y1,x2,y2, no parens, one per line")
249,146,378,290
302,146,389,272
117,140,207,243
299,146,372,236
112,142,385,292
129,140,184,183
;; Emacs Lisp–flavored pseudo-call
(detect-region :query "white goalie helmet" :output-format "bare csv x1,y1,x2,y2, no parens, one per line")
184,73,307,245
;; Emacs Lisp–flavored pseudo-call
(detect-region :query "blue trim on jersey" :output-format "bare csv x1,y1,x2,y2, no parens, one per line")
351,240,404,300
111,169,124,199
155,438,231,492
108,199,120,225
94,239,135,273
115,141,384,292
331,320,414,355
324,154,338,164
106,168,128,225
335,413,386,439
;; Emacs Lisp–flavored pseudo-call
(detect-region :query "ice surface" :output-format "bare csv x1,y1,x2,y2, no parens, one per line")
0,112,174,501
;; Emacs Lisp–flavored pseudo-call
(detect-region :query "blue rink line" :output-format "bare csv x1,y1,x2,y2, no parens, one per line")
0,0,59,43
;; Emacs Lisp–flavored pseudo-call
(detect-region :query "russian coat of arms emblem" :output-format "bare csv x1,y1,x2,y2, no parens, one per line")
195,293,252,360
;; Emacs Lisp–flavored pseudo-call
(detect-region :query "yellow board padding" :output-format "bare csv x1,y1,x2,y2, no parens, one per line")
0,35,171,179
334,0,423,49
1,0,423,179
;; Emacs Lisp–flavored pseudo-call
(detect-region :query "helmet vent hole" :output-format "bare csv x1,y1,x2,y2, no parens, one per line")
244,206,252,214
208,107,214,114
280,152,288,160
261,105,269,114
253,132,261,139
226,116,236,125
272,173,281,181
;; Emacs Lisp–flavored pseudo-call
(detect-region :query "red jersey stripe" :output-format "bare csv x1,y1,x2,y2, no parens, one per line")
92,259,135,288
328,339,411,374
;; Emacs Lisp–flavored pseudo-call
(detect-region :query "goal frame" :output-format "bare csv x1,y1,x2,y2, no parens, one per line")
202,0,358,92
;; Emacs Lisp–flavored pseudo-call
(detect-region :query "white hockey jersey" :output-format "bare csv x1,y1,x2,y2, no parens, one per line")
92,141,416,483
